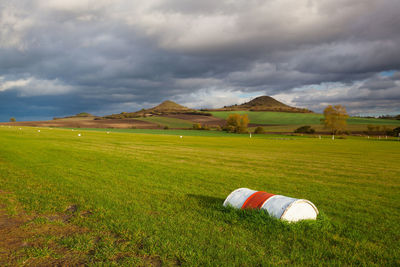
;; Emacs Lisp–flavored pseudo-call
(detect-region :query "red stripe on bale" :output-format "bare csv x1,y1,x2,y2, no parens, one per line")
241,191,275,209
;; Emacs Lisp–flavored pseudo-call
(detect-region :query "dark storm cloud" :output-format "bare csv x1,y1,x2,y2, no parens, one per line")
274,73,400,115
1,0,400,121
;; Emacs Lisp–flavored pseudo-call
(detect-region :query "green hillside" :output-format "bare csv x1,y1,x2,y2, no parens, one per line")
210,111,400,126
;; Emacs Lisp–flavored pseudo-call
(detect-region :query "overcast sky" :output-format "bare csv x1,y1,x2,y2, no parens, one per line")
1,0,400,121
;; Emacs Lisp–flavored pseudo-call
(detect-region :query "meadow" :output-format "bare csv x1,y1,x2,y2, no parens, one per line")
210,111,400,126
64,128,244,137
0,126,399,266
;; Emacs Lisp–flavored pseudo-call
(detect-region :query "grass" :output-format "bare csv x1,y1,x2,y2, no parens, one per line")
249,124,400,133
135,116,194,128
210,111,400,126
0,126,399,265
65,127,305,138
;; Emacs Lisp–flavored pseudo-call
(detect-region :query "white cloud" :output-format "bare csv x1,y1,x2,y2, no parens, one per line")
0,76,74,96
0,77,31,91
0,3,34,50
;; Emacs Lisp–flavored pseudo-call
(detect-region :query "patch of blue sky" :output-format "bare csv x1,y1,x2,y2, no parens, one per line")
380,70,396,77
238,92,263,98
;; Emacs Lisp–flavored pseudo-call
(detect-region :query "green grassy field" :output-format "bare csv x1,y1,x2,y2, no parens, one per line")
248,123,400,133
0,126,399,265
135,116,194,128
63,127,296,137
210,111,400,126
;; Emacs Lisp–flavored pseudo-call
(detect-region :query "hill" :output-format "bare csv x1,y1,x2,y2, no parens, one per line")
147,100,193,113
53,112,96,120
102,100,208,119
211,96,312,113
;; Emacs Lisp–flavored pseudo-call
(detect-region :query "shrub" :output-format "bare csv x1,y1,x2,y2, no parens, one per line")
203,124,210,130
9,117,16,122
164,125,169,130
226,114,249,133
382,126,394,136
393,127,400,137
192,123,202,130
214,125,222,131
294,125,315,134
223,125,236,133
254,126,265,134
192,123,210,130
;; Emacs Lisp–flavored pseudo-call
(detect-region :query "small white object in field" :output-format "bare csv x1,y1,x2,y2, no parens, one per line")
249,133,252,138
72,129,74,131
38,130,40,132
78,134,81,137
385,136,387,139
332,135,334,140
379,136,381,140
319,135,321,139
19,128,22,130
180,135,182,138
107,132,110,134
368,136,370,139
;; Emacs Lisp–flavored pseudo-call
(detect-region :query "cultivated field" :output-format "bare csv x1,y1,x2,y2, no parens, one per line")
0,118,160,129
3,111,400,135
211,111,400,125
135,116,195,129
0,126,399,265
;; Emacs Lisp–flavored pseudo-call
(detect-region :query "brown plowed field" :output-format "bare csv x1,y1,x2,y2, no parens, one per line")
1,115,276,130
162,114,226,126
162,114,268,128
0,118,160,129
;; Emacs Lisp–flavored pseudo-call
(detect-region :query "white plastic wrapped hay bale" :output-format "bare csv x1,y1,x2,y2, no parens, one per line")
223,188,318,222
